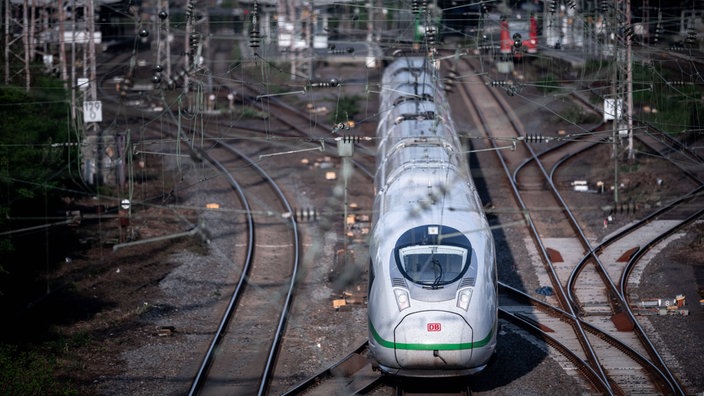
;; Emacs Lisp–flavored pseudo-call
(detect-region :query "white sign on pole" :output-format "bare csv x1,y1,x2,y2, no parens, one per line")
83,101,103,123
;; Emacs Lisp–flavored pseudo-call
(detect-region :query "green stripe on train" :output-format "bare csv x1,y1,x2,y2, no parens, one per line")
368,321,494,350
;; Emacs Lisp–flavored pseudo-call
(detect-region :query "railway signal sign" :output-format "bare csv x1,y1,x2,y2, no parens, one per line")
83,100,103,123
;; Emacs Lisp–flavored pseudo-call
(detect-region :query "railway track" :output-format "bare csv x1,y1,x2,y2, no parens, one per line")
98,47,307,394
186,139,300,395
280,342,380,394
190,39,379,394
276,50,702,394
92,40,702,394
453,55,613,392
453,55,701,395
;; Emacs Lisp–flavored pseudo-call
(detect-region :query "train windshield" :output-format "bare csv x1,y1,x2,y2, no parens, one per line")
398,245,468,287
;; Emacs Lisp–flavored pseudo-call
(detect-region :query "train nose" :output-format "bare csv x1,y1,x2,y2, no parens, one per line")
394,311,473,369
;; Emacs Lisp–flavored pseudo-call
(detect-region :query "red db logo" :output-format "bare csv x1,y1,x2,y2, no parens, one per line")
427,323,441,332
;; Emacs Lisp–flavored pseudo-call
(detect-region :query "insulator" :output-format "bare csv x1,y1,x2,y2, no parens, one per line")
249,29,261,48
600,0,608,12
686,27,697,46
341,135,363,143
249,2,260,48
412,0,419,13
158,10,168,20
489,80,510,87
294,208,317,222
327,47,355,55
189,32,200,47
524,134,545,143
186,1,194,18
310,79,341,88
426,28,436,46
445,72,457,92
567,0,576,9
549,0,556,14
446,70,458,89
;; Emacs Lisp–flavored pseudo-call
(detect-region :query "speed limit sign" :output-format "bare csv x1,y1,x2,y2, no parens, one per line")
84,100,103,123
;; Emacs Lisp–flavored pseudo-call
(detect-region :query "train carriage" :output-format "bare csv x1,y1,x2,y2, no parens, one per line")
368,56,498,377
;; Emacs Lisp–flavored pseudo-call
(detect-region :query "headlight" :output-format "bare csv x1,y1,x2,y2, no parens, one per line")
456,288,472,311
394,288,410,311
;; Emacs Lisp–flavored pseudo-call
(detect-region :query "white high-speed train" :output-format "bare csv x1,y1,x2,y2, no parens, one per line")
368,56,498,377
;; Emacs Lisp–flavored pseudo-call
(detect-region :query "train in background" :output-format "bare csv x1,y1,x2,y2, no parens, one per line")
367,56,498,377
499,13,539,59
437,2,539,61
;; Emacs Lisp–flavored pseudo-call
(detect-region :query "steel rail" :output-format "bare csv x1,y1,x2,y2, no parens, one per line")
620,206,704,299
456,57,614,393
217,139,301,396
500,282,678,395
556,153,704,395
187,145,256,395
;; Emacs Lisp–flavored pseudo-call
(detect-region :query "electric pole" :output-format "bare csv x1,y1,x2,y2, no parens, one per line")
4,0,32,90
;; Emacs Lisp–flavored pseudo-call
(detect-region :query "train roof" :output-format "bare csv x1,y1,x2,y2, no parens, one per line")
374,169,489,248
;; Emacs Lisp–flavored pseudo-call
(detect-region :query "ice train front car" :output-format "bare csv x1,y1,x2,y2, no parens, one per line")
367,57,498,377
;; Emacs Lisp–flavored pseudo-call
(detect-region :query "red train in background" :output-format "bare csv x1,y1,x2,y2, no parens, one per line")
499,13,539,59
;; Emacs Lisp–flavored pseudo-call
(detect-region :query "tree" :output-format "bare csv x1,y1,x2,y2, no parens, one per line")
0,75,79,288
